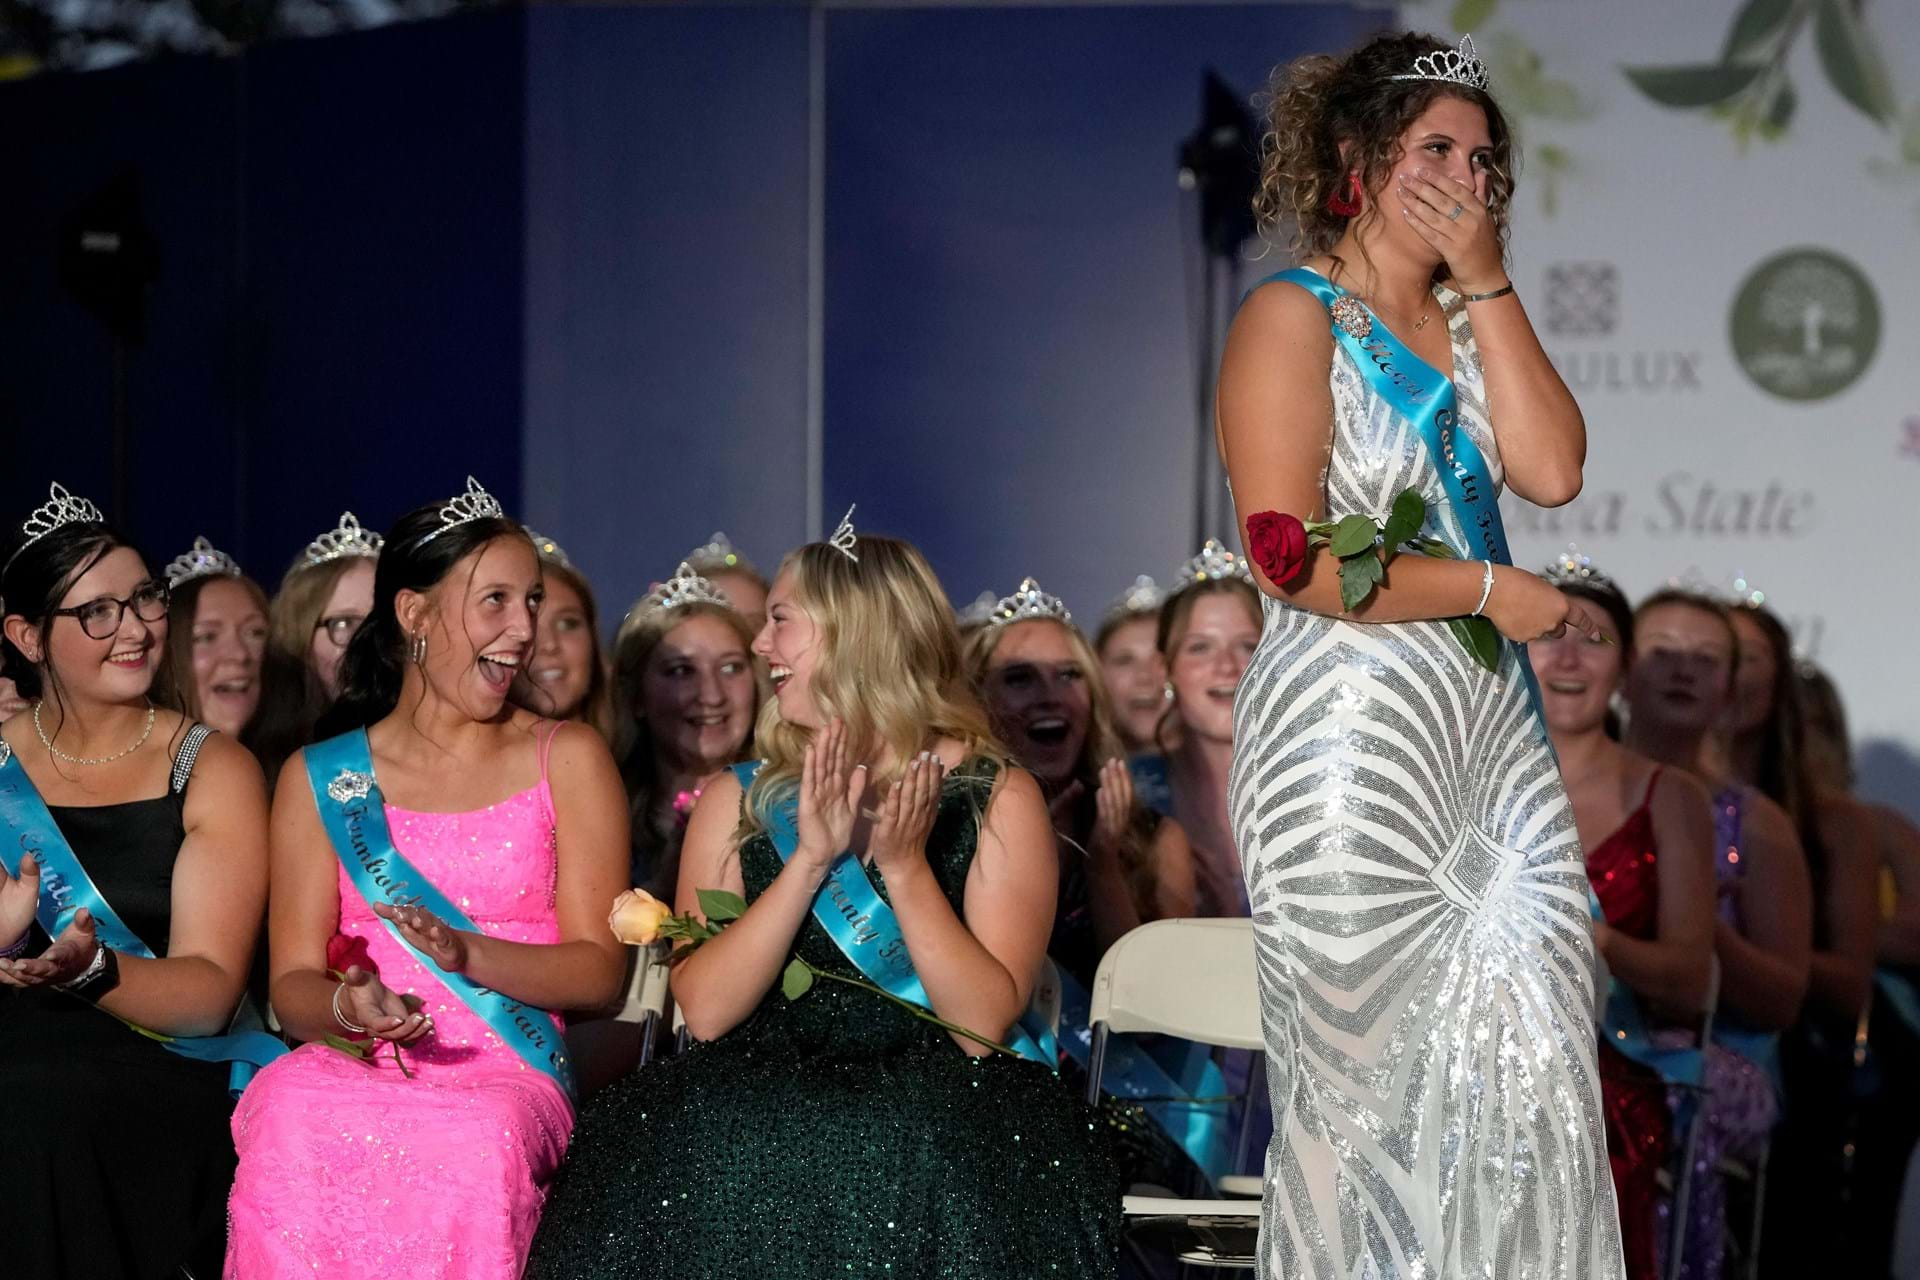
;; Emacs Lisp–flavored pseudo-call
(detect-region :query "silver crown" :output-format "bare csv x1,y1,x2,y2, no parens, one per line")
957,590,999,628
302,511,384,569
1173,538,1255,588
165,536,244,588
1728,574,1768,609
827,504,859,563
638,562,734,616
1388,34,1490,91
1105,574,1166,622
7,482,106,572
524,526,574,571
989,577,1072,628
415,476,506,548
684,531,752,574
1542,544,1616,591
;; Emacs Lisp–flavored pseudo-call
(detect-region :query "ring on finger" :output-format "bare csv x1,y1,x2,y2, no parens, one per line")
1447,202,1464,221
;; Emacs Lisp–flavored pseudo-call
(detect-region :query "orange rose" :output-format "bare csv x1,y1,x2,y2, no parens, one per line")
608,888,673,946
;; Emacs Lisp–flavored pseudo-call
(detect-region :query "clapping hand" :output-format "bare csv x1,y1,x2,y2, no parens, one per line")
1091,760,1134,858
868,752,946,875
373,902,471,974
796,718,867,870
334,964,433,1043
0,906,98,988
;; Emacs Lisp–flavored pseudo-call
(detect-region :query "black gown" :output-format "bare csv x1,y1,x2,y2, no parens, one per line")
0,726,239,1279
527,759,1121,1278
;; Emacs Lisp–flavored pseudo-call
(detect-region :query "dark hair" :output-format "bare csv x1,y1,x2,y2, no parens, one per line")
1728,604,1824,913
1555,578,1634,740
318,501,532,736
1634,588,1739,687
1256,31,1516,274
519,558,614,740
0,509,186,757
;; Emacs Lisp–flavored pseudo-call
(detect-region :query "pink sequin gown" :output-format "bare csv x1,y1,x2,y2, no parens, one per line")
225,765,573,1278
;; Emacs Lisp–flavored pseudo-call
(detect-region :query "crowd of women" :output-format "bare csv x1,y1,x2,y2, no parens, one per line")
2,466,1914,1279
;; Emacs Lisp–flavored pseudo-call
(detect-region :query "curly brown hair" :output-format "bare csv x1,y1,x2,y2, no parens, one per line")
1254,31,1517,274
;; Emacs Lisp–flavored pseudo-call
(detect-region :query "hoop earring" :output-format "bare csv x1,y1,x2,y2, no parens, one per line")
1327,171,1363,218
409,631,428,667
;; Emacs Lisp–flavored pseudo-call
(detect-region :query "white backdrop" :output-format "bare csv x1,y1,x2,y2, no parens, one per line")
1396,0,1920,814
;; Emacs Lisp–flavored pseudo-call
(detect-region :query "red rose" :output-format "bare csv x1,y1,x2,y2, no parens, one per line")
326,933,376,978
1246,511,1309,586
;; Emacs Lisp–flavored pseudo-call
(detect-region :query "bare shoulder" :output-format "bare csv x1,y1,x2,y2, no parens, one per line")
1741,789,1804,862
984,764,1045,821
1650,764,1713,820
544,717,615,771
1229,274,1336,351
182,728,267,797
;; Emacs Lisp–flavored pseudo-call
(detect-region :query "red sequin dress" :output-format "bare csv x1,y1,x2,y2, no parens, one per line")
1587,771,1673,1280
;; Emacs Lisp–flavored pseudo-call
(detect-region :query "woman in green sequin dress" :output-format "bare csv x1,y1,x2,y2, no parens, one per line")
527,531,1119,1279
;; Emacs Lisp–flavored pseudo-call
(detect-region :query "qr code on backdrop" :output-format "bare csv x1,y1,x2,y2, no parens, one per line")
1544,262,1619,337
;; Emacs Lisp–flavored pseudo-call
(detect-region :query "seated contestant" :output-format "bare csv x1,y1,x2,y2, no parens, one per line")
1130,541,1261,917
527,514,1120,1279
967,576,1194,986
683,530,769,629
611,562,763,897
1537,554,1715,1280
1094,574,1168,755
161,536,272,745
0,482,275,1279
1621,589,1811,1280
0,673,25,722
251,512,384,783
224,477,628,1278
510,528,614,739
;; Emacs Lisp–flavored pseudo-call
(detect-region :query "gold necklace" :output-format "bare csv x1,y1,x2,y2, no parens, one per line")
32,701,156,766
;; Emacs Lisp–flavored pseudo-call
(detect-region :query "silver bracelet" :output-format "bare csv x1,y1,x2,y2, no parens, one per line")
1463,283,1515,303
332,982,369,1035
1472,561,1496,617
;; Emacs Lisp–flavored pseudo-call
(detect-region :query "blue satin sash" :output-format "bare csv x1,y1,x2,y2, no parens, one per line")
0,744,286,1097
1057,965,1236,1189
1254,267,1553,740
304,730,576,1098
731,761,1056,1068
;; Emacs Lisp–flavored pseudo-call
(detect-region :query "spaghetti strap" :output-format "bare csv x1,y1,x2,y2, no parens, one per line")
1637,766,1663,814
536,720,563,786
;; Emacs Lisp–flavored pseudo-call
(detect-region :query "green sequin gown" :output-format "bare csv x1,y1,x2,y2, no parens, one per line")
526,761,1121,1278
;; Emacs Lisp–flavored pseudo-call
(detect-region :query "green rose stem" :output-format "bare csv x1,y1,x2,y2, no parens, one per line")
786,960,1025,1060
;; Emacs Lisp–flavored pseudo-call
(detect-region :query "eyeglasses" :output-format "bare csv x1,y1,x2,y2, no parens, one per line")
50,580,171,641
316,613,368,650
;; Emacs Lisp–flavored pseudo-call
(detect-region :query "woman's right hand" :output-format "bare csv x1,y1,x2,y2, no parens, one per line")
1483,566,1605,645
795,718,866,871
335,965,433,1044
0,853,40,955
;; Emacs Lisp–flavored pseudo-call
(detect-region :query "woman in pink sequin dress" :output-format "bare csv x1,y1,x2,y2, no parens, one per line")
225,489,628,1278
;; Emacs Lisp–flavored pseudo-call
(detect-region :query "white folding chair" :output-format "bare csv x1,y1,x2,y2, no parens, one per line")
1030,956,1064,1041
1086,918,1264,1271
613,945,673,1067
1664,955,1721,1280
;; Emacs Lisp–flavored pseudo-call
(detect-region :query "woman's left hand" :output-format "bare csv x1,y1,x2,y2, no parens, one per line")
1397,166,1506,295
1090,760,1133,858
868,753,946,875
0,907,100,988
373,902,471,974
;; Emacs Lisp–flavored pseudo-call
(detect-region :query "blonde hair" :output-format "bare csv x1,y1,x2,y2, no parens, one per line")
743,536,1006,841
966,616,1163,917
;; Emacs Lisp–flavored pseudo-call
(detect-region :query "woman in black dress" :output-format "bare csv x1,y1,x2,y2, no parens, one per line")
0,484,270,1279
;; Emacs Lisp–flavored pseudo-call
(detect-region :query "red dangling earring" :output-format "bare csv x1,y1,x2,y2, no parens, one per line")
1326,171,1363,218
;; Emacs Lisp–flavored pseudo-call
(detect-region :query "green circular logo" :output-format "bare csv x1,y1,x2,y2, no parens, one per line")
1730,248,1881,401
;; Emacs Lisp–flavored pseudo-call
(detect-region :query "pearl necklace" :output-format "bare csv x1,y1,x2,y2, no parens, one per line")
32,701,156,766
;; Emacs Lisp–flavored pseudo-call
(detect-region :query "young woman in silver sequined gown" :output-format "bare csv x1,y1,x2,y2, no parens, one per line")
1215,34,1624,1278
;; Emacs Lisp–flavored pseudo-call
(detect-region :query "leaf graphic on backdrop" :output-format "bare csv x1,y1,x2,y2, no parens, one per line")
1449,0,1499,32
1623,63,1767,108
1813,0,1898,127
1489,34,1591,122
1722,0,1798,62
1761,77,1799,138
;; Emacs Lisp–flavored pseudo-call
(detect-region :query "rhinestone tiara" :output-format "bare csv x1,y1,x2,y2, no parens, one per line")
166,536,244,588
638,562,734,616
1387,34,1490,92
5,482,106,574
684,531,752,575
989,577,1072,628
1104,574,1166,623
1541,545,1617,591
827,505,859,564
1728,574,1767,609
1173,538,1255,588
524,527,574,571
956,589,999,629
414,476,506,549
302,511,383,569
